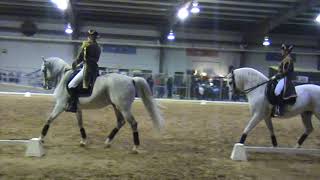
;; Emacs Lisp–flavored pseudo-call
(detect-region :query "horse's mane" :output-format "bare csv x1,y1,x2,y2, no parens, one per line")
234,67,269,89
45,57,70,72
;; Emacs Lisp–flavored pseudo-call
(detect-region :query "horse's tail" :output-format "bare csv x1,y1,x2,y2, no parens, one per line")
132,77,164,131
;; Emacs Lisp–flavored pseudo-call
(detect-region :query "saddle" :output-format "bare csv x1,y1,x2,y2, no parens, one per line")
66,69,98,97
265,79,296,106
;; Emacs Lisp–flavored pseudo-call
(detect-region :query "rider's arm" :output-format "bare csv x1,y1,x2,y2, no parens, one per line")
72,42,87,69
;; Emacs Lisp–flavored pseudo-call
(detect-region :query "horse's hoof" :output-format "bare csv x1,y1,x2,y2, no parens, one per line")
80,140,87,147
130,149,139,154
38,136,45,144
104,143,111,148
130,146,139,154
104,138,112,148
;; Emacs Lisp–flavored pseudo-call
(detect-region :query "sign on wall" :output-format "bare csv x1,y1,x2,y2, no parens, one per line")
186,48,218,57
296,76,309,83
266,53,296,62
103,45,136,54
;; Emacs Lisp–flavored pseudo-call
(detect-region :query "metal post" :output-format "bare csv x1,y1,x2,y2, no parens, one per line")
219,78,223,100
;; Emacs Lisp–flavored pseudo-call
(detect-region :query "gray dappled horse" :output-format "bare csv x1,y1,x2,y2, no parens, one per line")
40,57,164,153
227,67,320,148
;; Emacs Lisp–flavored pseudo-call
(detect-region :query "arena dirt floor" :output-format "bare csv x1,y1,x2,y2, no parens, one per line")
1,91,320,179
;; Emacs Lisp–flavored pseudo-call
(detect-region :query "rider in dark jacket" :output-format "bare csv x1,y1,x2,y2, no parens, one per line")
273,44,296,116
66,29,101,112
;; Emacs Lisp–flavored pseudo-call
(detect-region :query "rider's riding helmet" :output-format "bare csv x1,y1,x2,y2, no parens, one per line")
281,44,293,56
87,29,99,39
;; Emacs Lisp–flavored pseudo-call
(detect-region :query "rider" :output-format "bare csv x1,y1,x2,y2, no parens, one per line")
66,29,101,112
272,44,296,116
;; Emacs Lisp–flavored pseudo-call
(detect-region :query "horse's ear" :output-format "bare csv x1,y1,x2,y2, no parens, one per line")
42,56,46,62
288,45,294,53
281,44,286,50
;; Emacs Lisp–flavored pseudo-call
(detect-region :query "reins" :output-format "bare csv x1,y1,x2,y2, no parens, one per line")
242,80,270,94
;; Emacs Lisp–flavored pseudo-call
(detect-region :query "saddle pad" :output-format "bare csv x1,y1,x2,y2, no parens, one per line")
265,79,296,106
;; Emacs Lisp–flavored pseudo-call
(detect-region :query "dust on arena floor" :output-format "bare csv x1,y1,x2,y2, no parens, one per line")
1,93,320,180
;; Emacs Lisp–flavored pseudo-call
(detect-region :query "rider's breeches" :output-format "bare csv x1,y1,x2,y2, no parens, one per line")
274,77,285,96
68,68,84,88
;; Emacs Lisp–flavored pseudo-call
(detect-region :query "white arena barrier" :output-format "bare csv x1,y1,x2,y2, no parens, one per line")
230,143,320,161
0,138,45,157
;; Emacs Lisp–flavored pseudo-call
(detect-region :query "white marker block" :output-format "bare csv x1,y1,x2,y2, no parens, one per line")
24,92,31,97
25,138,45,157
230,143,247,161
200,100,207,105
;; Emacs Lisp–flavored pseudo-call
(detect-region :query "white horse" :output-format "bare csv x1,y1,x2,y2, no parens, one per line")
227,67,320,147
39,57,164,153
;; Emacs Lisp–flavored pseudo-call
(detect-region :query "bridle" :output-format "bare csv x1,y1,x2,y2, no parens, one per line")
42,63,50,90
229,70,271,95
229,70,241,94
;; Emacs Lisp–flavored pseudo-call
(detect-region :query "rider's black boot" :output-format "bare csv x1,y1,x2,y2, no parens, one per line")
66,88,78,113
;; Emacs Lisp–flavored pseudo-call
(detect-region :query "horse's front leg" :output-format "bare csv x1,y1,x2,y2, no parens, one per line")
239,113,263,144
76,108,87,146
39,102,65,142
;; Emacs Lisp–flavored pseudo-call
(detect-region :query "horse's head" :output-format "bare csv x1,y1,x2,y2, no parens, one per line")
41,57,53,90
226,70,241,97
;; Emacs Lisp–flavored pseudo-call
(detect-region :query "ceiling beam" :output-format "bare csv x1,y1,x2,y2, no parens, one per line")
293,17,314,21
0,8,63,18
0,1,53,8
198,0,291,8
263,0,298,2
76,2,169,11
244,0,320,42
200,11,269,18
83,0,175,6
192,16,257,22
77,7,166,16
199,4,279,14
0,15,64,24
285,22,318,26
79,14,167,26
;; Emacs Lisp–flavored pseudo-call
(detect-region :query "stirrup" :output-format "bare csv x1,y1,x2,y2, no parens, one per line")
274,106,284,117
66,104,77,113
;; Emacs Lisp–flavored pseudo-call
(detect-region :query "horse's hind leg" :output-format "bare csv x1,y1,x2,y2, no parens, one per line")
76,109,87,146
296,111,313,148
264,117,278,147
104,104,126,148
122,110,140,153
39,102,64,142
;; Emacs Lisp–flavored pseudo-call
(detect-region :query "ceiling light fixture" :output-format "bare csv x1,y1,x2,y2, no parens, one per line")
315,14,320,23
190,1,200,14
263,36,270,46
65,23,73,34
177,7,189,20
51,0,68,11
167,30,175,40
